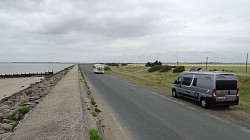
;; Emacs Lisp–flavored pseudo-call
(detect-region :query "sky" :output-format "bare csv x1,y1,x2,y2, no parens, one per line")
0,0,250,63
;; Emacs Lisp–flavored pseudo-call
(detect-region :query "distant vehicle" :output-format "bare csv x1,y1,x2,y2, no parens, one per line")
172,71,239,108
93,64,105,74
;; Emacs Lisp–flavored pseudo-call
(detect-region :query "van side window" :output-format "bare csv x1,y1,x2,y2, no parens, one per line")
192,78,197,86
182,77,192,86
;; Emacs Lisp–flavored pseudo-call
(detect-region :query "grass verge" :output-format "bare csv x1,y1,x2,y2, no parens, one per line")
108,65,250,112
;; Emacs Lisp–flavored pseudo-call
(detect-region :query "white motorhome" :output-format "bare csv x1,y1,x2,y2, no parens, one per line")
93,64,105,74
172,71,239,108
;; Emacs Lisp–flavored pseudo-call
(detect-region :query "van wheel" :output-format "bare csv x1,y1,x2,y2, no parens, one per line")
172,90,178,98
201,98,209,109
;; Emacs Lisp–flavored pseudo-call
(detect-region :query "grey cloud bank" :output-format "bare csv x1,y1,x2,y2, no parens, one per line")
0,0,249,63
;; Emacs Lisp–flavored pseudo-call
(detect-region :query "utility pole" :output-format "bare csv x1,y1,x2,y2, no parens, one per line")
246,53,248,73
206,56,208,70
177,58,179,66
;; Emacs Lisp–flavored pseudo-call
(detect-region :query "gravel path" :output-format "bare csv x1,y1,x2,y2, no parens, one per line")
6,65,85,140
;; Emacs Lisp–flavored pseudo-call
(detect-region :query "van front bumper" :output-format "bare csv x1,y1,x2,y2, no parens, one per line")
207,98,239,106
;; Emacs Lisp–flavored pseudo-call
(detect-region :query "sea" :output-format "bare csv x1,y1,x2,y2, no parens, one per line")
0,63,74,75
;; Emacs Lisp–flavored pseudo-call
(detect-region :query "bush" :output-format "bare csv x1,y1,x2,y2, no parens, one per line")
91,101,96,105
173,66,185,73
148,65,162,72
145,62,152,67
106,63,119,67
159,65,172,72
89,129,102,140
104,66,111,71
145,60,162,67
92,112,97,117
121,63,128,66
8,107,30,121
17,107,30,114
95,108,101,113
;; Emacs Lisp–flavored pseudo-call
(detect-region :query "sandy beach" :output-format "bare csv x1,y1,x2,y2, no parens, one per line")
0,77,43,100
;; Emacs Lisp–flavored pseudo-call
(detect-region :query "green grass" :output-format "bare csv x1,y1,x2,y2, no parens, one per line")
89,129,102,140
17,107,30,114
184,64,249,73
7,107,30,121
92,112,97,117
110,65,179,92
7,107,30,130
109,65,250,112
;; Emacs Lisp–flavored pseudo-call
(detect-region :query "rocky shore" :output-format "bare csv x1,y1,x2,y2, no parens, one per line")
0,65,74,136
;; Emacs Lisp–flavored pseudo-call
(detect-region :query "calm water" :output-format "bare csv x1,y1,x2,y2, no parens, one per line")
0,63,74,75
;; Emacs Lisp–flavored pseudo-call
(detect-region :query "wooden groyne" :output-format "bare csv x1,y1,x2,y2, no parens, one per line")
0,71,53,78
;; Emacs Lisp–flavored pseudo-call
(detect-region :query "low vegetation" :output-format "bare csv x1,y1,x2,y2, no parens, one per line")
91,112,97,117
148,65,162,72
95,108,101,113
7,107,30,130
104,66,111,71
91,100,97,106
89,128,102,140
145,60,162,67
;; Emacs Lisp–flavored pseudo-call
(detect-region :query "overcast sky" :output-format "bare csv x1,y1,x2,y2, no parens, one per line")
0,0,250,63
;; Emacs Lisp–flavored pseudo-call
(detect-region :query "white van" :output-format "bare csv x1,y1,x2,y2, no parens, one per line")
93,64,105,74
172,71,239,108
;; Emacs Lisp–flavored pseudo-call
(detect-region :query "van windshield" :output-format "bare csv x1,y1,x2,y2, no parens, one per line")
216,80,237,90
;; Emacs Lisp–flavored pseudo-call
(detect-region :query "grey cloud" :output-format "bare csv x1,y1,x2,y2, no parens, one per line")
1,0,184,38
0,0,249,62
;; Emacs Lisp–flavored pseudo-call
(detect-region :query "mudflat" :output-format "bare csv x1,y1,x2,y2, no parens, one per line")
0,77,42,100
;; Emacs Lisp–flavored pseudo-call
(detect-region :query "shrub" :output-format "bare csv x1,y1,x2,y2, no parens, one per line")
8,107,30,121
91,101,96,105
145,62,152,67
17,107,30,114
121,63,128,66
92,112,97,117
95,108,101,113
89,129,102,140
104,66,111,71
148,65,162,72
145,60,162,67
106,63,119,67
159,65,172,72
173,66,185,73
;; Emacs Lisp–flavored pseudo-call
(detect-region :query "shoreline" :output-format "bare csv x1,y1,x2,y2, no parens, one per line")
0,77,43,101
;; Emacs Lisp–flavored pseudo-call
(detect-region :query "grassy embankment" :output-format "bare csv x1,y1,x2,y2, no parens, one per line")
106,64,250,112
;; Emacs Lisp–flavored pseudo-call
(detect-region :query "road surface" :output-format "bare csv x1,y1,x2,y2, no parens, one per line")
79,65,250,140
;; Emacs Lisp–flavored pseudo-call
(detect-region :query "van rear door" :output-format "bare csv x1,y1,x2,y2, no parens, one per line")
215,74,238,102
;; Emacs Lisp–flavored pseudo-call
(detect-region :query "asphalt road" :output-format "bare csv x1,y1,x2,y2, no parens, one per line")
79,65,250,140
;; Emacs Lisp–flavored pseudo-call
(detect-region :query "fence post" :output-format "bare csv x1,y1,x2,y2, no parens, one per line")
246,53,248,73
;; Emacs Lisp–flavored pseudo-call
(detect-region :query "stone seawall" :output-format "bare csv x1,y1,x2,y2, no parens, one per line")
0,65,74,135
